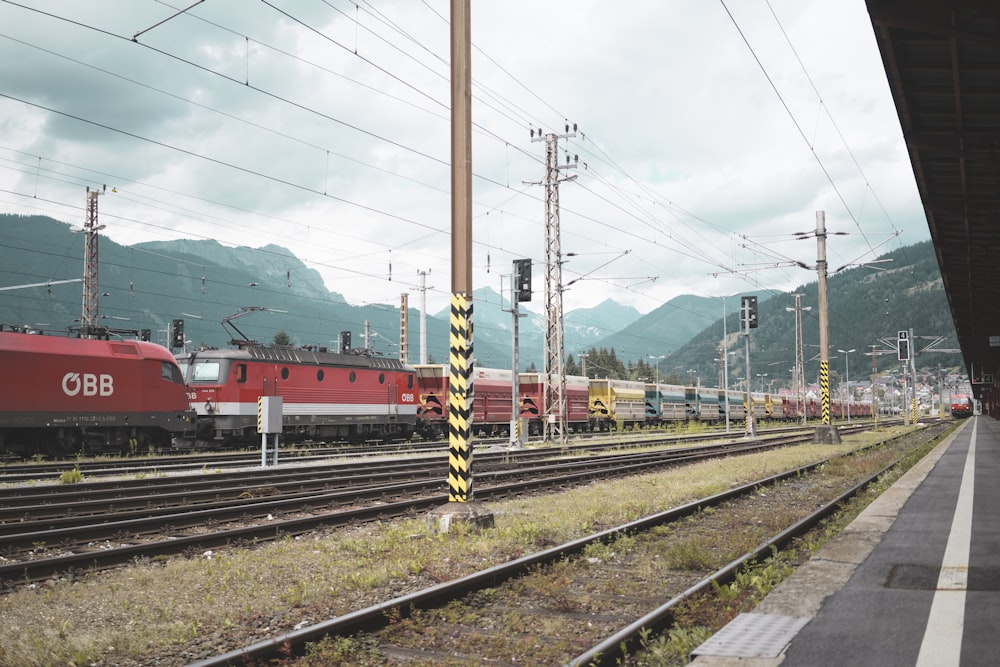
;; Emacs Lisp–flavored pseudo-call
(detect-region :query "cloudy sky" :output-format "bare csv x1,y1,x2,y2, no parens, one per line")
0,0,925,317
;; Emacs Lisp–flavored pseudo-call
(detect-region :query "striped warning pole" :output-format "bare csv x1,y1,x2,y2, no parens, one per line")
820,359,831,425
744,392,753,437
912,397,917,424
447,292,474,502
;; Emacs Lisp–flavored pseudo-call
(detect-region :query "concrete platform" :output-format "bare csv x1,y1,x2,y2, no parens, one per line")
689,416,1000,666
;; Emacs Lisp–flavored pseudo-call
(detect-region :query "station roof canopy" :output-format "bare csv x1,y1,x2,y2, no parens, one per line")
866,0,1000,387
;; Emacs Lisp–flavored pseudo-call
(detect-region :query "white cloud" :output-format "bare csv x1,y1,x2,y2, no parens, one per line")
0,0,926,319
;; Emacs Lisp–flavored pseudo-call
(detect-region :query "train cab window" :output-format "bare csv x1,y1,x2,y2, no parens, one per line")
349,371,356,383
317,369,325,382
161,362,184,384
281,367,289,380
407,375,413,389
379,373,385,384
235,363,247,383
191,360,222,383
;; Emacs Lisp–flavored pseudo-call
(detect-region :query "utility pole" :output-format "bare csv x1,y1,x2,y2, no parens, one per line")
870,344,879,427
721,296,731,433
837,348,856,423
813,211,841,443
786,294,811,426
415,269,433,364
910,327,918,423
429,0,493,532
529,123,578,446
505,259,531,447
740,295,757,438
399,293,408,363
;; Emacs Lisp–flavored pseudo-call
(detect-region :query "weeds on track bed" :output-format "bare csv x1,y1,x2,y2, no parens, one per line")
622,425,951,666
0,425,935,666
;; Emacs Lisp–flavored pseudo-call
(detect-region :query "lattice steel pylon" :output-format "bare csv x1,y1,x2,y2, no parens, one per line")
81,187,103,338
530,125,577,445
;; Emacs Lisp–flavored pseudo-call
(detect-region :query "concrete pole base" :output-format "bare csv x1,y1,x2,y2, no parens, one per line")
426,501,495,534
813,424,842,444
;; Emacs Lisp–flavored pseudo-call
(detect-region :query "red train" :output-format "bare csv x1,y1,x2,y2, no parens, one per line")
178,344,418,445
950,394,974,418
0,328,195,457
0,319,883,459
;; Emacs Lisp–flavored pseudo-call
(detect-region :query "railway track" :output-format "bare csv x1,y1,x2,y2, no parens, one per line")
0,441,439,483
0,428,860,587
184,421,952,666
0,421,863,484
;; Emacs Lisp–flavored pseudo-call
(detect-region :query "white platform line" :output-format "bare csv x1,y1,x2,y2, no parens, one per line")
915,417,977,666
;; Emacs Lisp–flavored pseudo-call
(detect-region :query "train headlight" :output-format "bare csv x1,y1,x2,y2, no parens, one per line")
204,399,214,413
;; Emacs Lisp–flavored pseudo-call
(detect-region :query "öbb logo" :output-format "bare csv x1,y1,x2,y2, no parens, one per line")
62,372,114,397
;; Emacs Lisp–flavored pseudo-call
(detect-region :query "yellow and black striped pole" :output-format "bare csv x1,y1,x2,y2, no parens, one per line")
812,211,839,443
446,0,474,505
820,359,830,425
447,293,474,502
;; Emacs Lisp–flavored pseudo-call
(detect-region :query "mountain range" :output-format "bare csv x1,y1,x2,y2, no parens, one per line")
0,213,957,388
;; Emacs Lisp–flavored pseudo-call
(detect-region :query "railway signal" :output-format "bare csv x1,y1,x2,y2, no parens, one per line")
514,258,532,302
741,295,758,330
170,319,184,349
897,330,910,361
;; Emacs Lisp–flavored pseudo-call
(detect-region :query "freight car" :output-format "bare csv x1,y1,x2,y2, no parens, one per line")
407,367,878,441
687,385,722,422
589,379,646,431
414,365,591,438
179,344,418,446
516,372,591,435
0,329,195,457
720,389,746,422
645,382,688,424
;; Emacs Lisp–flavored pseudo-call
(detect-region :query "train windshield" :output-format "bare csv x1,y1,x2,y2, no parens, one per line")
191,360,223,383
160,362,184,384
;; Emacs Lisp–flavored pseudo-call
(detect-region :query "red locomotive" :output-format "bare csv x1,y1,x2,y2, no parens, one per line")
179,344,418,445
0,328,195,457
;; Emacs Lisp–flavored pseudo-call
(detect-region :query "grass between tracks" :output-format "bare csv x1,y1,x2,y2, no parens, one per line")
0,425,926,666
626,425,950,666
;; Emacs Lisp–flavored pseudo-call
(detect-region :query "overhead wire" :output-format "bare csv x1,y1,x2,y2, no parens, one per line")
2,1,713,295
763,0,901,240
0,0,744,352
718,0,879,256
0,0,887,345
0,1,555,266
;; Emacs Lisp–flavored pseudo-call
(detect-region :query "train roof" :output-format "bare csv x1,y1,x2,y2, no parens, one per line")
0,329,178,363
184,344,414,371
